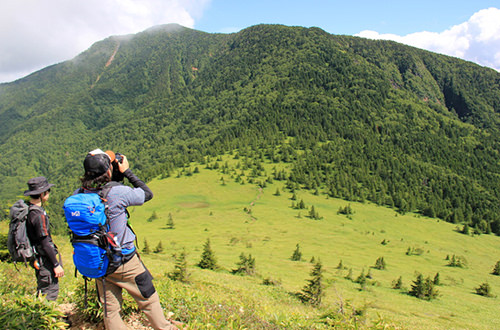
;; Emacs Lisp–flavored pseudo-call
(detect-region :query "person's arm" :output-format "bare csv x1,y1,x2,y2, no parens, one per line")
39,237,64,277
118,155,153,202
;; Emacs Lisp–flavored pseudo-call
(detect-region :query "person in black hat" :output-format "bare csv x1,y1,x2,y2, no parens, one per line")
25,176,64,301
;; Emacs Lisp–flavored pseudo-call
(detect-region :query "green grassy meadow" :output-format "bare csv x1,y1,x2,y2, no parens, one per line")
128,157,500,330
1,155,500,329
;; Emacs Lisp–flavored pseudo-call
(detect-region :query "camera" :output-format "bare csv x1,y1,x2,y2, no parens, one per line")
115,152,124,164
111,152,125,182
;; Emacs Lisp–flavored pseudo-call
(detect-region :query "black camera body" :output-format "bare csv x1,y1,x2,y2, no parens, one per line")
111,152,125,182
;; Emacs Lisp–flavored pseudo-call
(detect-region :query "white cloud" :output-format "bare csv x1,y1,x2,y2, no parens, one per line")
357,7,500,72
0,0,210,83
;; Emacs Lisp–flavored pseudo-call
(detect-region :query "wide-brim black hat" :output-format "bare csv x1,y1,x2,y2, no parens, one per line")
24,176,55,196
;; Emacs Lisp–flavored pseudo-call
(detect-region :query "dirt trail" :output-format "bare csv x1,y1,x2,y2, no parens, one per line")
246,187,263,220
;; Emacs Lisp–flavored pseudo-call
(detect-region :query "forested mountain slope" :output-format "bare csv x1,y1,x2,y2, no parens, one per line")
1,24,500,235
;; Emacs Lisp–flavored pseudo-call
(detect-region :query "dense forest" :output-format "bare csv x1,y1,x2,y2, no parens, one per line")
1,24,500,235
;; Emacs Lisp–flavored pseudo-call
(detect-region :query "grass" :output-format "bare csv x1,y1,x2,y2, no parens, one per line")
1,154,499,329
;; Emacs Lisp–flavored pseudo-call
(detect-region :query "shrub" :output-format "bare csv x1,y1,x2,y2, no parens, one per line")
169,250,190,283
491,261,500,276
197,238,218,270
0,295,68,329
373,257,386,270
72,279,138,323
447,255,467,268
297,259,324,306
290,244,302,261
392,276,403,290
232,253,256,276
408,273,439,300
475,282,494,297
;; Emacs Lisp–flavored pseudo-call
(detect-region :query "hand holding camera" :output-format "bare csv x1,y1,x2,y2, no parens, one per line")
107,151,130,182
115,153,129,173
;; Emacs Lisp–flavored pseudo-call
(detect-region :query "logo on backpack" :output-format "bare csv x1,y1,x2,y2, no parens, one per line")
8,200,35,264
63,186,122,278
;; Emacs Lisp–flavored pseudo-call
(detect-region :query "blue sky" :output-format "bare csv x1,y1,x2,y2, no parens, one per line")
0,0,499,83
195,1,495,35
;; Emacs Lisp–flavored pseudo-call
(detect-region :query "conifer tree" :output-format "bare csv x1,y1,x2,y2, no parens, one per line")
169,250,190,283
142,238,151,254
345,268,353,281
297,259,324,306
392,276,403,289
198,238,218,270
491,261,500,275
232,253,256,276
433,272,440,285
409,274,438,300
153,241,164,253
475,282,494,297
374,256,386,270
166,213,175,229
147,211,158,222
291,243,302,261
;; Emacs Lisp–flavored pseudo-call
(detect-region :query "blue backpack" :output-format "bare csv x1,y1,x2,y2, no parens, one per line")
63,183,122,278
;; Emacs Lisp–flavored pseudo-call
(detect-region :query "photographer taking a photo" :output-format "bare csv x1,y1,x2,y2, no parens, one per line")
80,149,179,330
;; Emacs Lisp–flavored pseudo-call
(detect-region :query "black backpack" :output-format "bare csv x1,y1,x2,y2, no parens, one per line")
8,200,35,265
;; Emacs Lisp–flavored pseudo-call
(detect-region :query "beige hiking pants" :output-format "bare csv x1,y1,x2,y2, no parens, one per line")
96,253,175,330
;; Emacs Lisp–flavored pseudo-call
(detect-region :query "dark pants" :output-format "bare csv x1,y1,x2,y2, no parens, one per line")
34,256,59,301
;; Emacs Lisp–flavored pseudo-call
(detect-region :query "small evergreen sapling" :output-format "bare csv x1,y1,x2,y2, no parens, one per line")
291,244,302,261
409,273,438,300
142,238,151,254
168,250,190,283
491,261,500,276
297,259,324,306
232,253,256,276
374,257,386,270
197,238,218,270
475,282,494,297
166,213,175,229
153,241,164,253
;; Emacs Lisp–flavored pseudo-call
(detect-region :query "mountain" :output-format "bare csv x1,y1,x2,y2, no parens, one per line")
1,24,500,235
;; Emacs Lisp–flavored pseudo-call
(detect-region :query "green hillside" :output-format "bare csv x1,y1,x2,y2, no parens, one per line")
1,24,500,236
2,157,499,329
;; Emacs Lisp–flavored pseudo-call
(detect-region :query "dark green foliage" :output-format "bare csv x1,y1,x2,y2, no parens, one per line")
197,238,218,270
153,241,164,253
433,272,440,286
475,282,494,297
447,254,467,268
409,274,439,300
355,269,367,288
308,205,322,220
142,238,151,254
290,243,302,261
0,233,8,261
492,261,500,275
1,24,500,237
166,213,175,229
147,211,159,222
337,204,353,215
297,259,324,306
373,257,386,270
169,250,190,283
392,276,403,290
232,253,256,276
406,246,424,256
